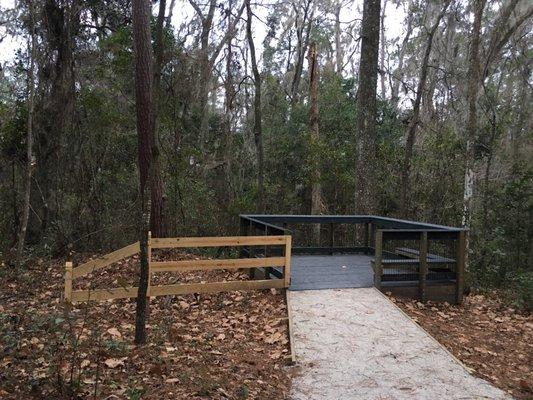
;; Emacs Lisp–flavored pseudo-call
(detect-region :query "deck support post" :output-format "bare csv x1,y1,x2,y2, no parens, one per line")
374,230,383,290
329,223,334,255
456,230,466,304
418,231,428,301
369,222,375,253
364,222,370,253
284,236,292,287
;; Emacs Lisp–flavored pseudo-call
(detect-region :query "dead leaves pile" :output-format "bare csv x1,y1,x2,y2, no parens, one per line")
0,253,292,399
389,293,532,399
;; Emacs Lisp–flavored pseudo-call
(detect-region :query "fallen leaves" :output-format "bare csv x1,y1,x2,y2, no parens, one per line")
104,357,127,368
264,331,283,344
391,293,532,400
107,327,122,338
0,249,291,399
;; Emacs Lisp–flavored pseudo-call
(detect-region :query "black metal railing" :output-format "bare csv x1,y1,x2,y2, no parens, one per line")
239,214,466,303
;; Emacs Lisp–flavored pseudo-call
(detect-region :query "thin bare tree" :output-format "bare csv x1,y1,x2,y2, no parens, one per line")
150,0,167,238
399,0,452,217
290,0,314,107
354,0,381,215
245,0,265,213
16,0,37,266
132,0,155,345
189,0,245,148
308,41,323,243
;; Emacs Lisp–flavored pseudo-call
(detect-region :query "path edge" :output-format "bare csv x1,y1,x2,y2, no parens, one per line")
372,287,475,376
284,289,296,365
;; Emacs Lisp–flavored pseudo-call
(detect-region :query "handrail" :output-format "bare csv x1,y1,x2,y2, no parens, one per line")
240,214,465,231
239,215,291,234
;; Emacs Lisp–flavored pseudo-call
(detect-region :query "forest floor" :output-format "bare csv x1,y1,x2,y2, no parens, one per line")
388,292,532,400
0,250,291,399
2,250,531,400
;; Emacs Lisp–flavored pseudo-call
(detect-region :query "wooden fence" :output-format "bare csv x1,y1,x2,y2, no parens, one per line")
64,234,292,303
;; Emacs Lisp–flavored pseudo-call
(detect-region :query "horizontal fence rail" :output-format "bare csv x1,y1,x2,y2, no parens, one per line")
64,234,292,303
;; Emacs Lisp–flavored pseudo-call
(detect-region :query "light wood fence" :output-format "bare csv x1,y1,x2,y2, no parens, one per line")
65,234,292,303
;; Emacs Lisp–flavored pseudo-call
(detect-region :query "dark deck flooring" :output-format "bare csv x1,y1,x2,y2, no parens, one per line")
289,254,374,291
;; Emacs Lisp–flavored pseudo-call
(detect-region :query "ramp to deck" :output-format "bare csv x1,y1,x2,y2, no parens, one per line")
290,254,374,291
289,288,511,400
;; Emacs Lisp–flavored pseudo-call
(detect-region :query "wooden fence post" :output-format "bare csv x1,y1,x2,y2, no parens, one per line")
147,231,152,297
456,230,466,304
284,235,292,288
65,262,73,302
419,231,428,301
374,230,383,290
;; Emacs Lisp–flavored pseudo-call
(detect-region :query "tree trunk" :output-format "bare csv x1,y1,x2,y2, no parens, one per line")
132,0,154,345
246,0,265,213
462,0,485,231
223,0,236,212
334,3,343,75
399,0,451,217
482,0,532,79
37,0,79,235
190,0,245,149
193,0,216,149
308,42,323,243
354,0,381,215
16,0,37,266
390,0,413,110
379,0,387,99
290,0,313,107
150,0,167,238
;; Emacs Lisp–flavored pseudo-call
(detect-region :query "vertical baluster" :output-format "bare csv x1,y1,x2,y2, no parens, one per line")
374,230,383,290
456,230,466,304
419,231,428,301
264,225,270,279
329,223,334,255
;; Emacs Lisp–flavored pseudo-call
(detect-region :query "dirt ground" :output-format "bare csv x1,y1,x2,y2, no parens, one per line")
389,292,533,400
0,251,291,399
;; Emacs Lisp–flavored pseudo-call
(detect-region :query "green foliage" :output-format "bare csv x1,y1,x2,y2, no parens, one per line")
469,161,532,306
506,271,533,310
126,387,146,400
1,0,530,309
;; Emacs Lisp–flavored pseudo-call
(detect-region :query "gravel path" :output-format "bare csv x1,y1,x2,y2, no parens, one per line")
289,288,512,400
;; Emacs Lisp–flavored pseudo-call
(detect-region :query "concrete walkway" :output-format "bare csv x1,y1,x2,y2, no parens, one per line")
289,288,512,400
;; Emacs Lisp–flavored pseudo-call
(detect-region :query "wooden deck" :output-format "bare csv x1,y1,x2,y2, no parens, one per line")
289,254,374,291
